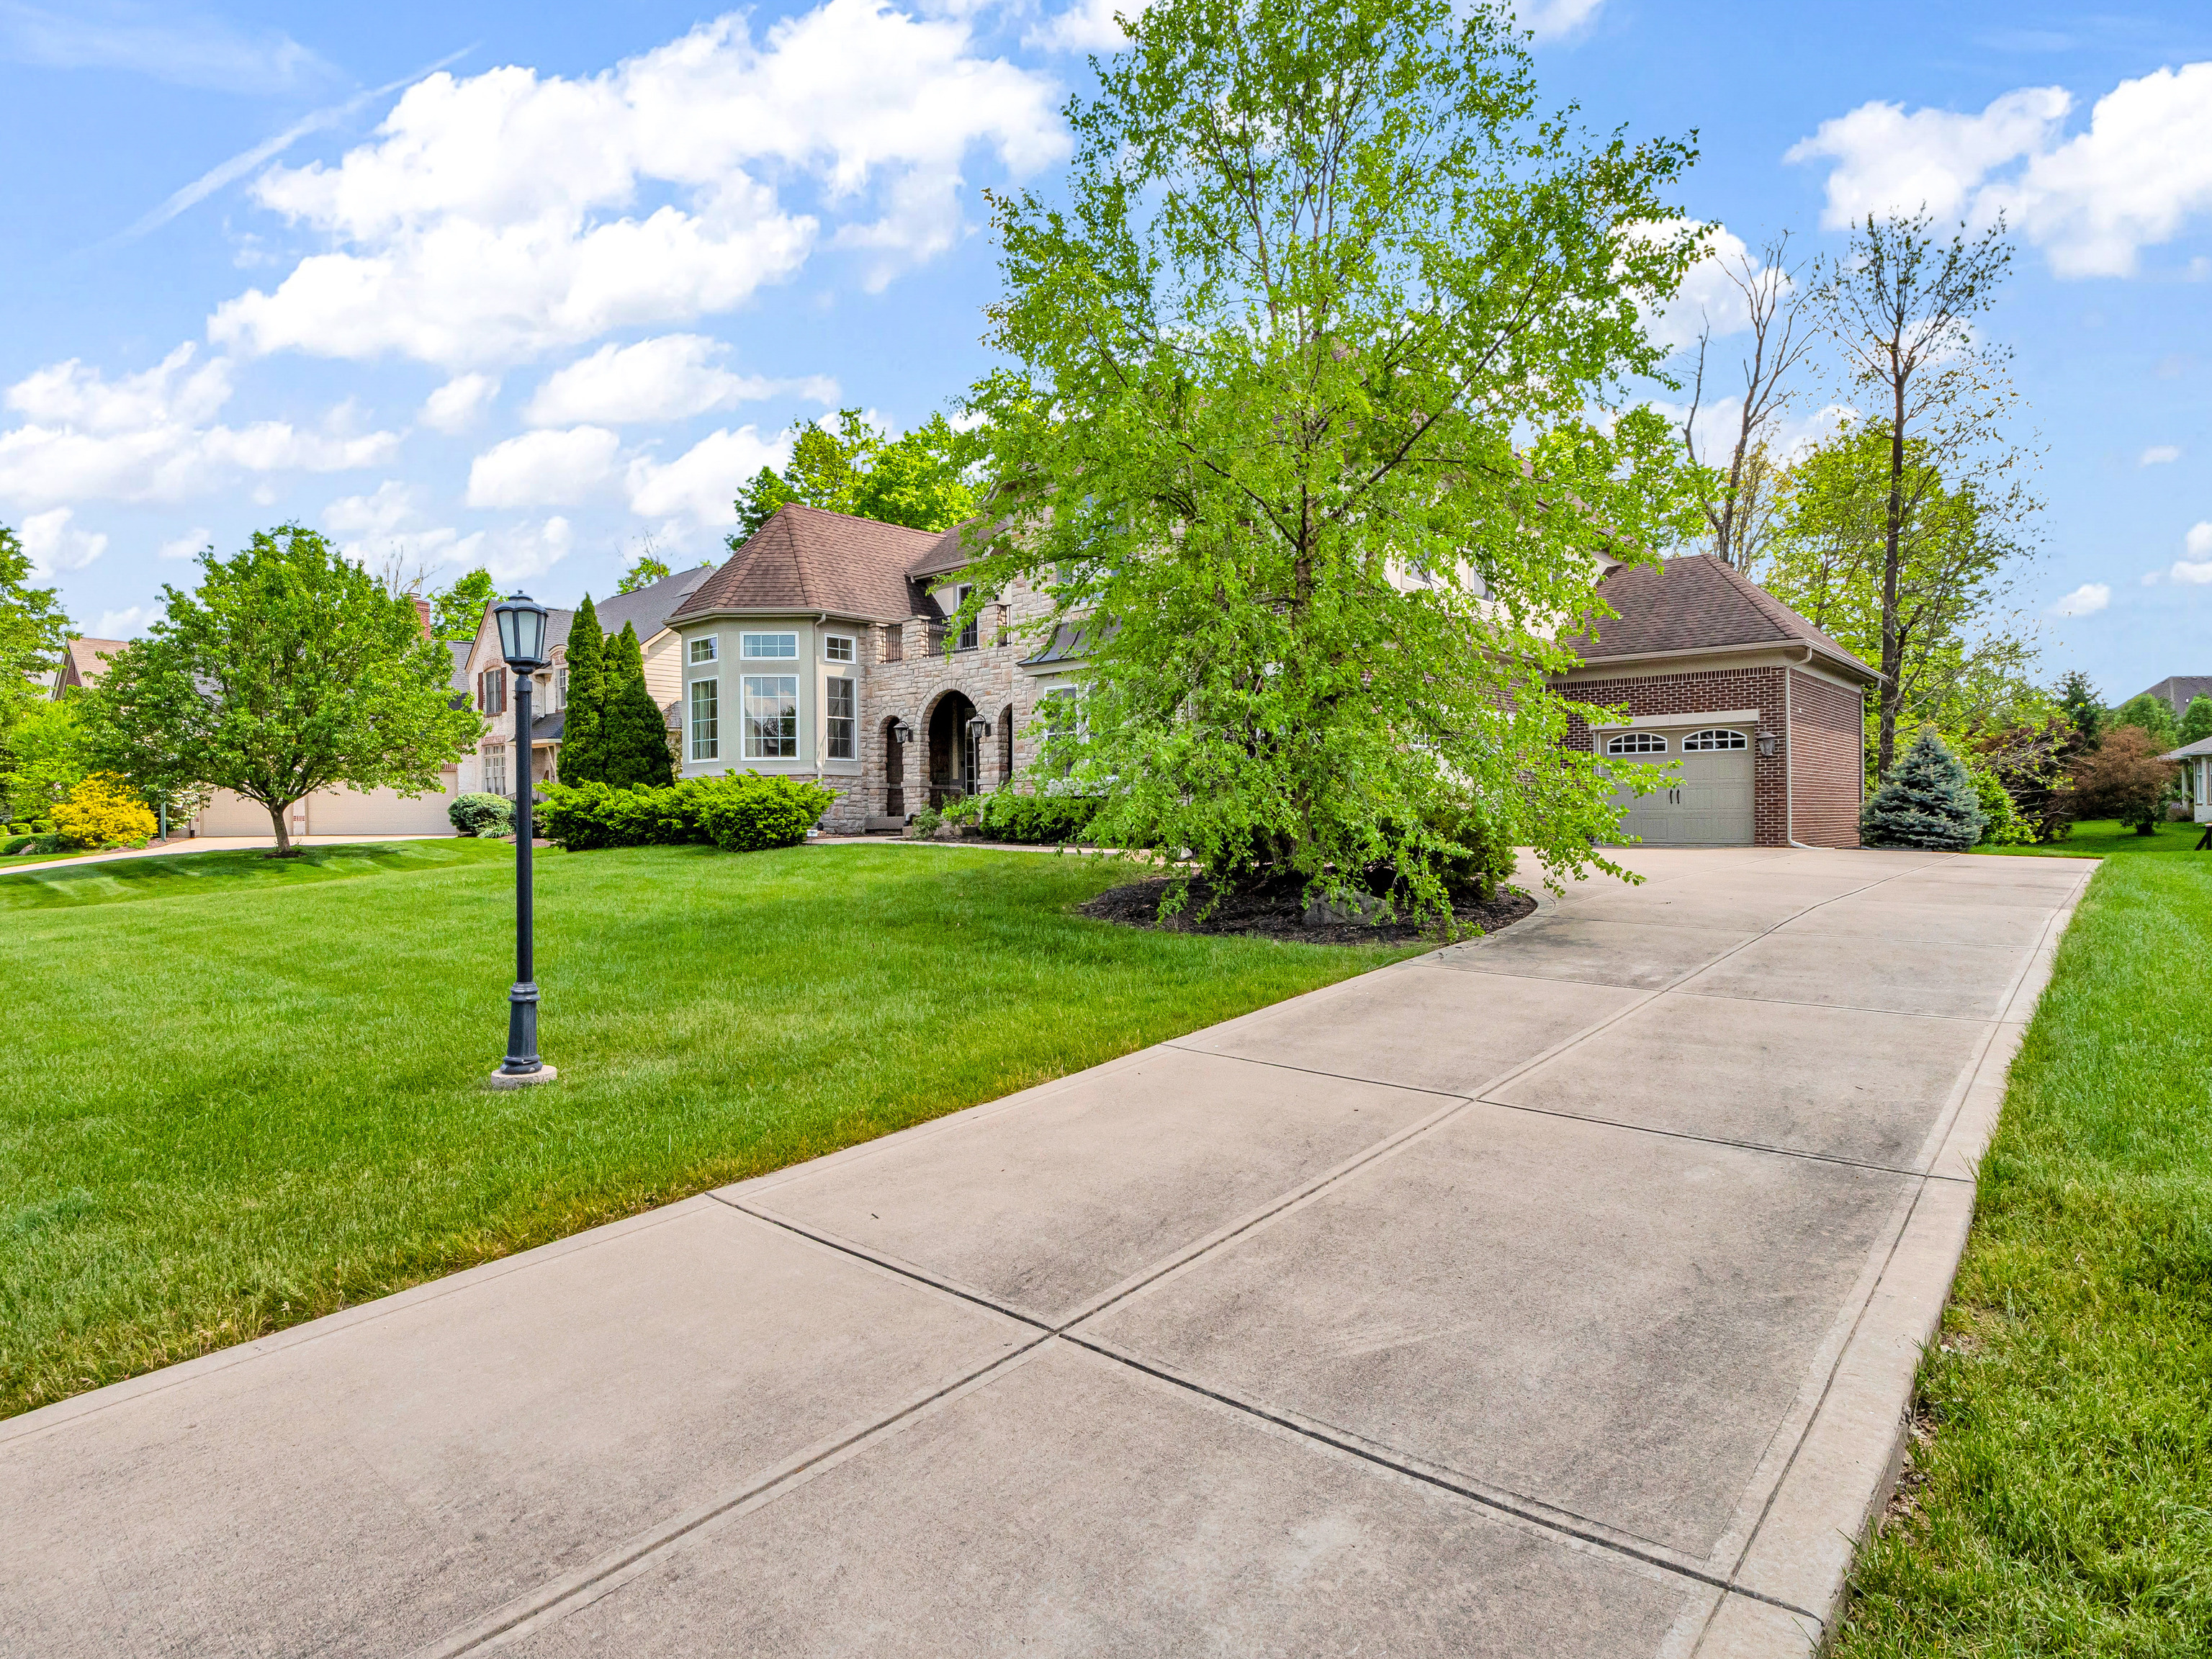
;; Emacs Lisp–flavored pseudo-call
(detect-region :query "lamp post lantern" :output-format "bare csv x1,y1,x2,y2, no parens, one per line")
489,591,557,1088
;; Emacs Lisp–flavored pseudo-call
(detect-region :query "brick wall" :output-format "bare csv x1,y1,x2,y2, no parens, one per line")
1788,670,1863,848
1558,665,1791,846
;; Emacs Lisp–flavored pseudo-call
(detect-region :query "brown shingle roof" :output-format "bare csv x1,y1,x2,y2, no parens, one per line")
671,504,938,624
58,637,126,691
1568,554,1878,683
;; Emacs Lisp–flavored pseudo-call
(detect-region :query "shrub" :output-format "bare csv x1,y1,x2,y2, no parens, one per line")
1863,729,1986,850
449,793,514,837
691,773,834,851
972,789,1102,845
1419,801,1514,902
1966,760,2036,846
50,773,157,850
2067,727,2179,835
2,832,65,854
905,804,943,839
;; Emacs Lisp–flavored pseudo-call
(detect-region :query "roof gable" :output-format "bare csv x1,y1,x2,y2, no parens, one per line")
2136,675,2212,714
1569,554,1877,683
673,504,939,624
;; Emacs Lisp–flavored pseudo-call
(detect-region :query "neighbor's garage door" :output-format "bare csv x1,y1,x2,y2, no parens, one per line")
1605,727,1754,846
306,783,457,836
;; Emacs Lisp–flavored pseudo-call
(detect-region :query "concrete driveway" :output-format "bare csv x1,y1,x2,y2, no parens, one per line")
0,846,2089,1658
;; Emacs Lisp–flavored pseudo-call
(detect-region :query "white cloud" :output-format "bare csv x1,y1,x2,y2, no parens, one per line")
421,372,500,433
1025,0,1143,53
0,3,330,94
1517,0,1606,41
466,426,623,508
1788,63,2212,278
93,604,155,639
19,507,108,576
524,335,834,426
208,2,1066,367
2144,570,2162,585
476,516,574,583
2173,561,2212,585
323,480,419,539
0,343,399,508
2140,444,2181,466
2048,581,2110,616
156,527,210,560
2173,522,2212,583
626,425,788,525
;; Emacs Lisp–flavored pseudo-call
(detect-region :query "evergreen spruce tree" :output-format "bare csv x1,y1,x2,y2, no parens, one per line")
557,595,608,785
600,621,675,789
1862,728,1987,850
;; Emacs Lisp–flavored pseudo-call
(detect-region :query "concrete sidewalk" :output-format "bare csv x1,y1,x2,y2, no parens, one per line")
0,846,2090,1657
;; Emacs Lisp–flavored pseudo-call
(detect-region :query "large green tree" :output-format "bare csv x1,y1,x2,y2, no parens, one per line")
432,568,497,642
557,594,608,785
1,524,71,745
957,0,1699,921
731,409,981,540
83,527,482,854
2180,693,2212,748
598,622,675,789
1,696,87,824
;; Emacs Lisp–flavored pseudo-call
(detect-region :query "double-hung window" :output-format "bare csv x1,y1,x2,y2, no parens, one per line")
742,631,796,660
824,676,855,760
485,747,508,796
689,680,719,762
689,635,719,665
743,675,799,757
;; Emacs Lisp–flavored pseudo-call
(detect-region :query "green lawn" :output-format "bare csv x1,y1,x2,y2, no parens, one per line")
0,840,1421,1420
1836,822,2212,1655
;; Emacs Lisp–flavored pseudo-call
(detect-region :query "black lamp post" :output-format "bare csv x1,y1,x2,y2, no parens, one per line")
489,591,557,1089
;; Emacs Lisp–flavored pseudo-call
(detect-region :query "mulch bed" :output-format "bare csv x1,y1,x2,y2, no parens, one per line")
1079,876,1537,945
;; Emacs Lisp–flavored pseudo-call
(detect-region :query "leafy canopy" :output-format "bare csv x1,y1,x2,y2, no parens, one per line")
958,0,1700,917
731,408,982,540
2180,694,2212,748
2111,691,2179,752
432,568,498,642
81,526,483,853
0,524,71,744
618,554,671,593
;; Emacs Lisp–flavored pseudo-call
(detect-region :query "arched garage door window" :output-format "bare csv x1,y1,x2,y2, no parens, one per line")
1605,732,1667,754
1682,729,1748,751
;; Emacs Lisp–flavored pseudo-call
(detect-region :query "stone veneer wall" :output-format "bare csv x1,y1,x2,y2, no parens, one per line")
1786,670,1865,849
1558,665,1792,847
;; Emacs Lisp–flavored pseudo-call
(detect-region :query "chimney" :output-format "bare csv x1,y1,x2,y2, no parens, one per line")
413,595,433,638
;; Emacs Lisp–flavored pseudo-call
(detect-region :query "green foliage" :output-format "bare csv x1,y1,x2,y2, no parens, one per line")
904,804,943,838
1975,718,2077,844
0,698,88,823
557,595,608,785
961,0,1701,922
2054,668,2103,747
1862,727,1987,850
617,554,670,594
431,569,497,642
971,790,1102,845
729,407,981,541
1,832,65,854
50,773,156,850
2111,691,2180,752
2179,694,2212,747
537,773,832,852
2069,727,2178,833
1966,760,2035,846
77,526,483,855
0,524,71,746
447,792,514,837
597,621,675,790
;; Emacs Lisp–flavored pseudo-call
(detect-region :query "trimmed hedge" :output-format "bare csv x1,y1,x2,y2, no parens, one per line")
449,793,514,837
966,790,1102,844
536,774,835,853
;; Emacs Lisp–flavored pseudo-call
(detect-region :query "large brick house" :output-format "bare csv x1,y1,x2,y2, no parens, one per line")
1556,554,1879,848
673,508,1879,847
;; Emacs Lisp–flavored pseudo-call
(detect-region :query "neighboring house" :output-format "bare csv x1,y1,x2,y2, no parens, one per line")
193,598,472,839
1552,554,1881,848
667,505,1073,835
455,564,714,797
2164,736,2212,823
2134,675,2212,718
52,637,125,697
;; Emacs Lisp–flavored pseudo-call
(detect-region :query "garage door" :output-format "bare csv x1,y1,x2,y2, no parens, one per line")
1604,727,1754,846
306,781,458,835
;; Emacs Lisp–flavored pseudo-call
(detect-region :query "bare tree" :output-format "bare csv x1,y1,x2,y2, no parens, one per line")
1678,231,1816,567
1814,210,2028,778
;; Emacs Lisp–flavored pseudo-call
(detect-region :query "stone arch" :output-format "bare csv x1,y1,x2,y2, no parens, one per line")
920,686,981,808
881,715,907,817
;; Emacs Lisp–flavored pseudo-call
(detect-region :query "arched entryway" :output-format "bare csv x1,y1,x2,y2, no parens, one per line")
927,691,979,808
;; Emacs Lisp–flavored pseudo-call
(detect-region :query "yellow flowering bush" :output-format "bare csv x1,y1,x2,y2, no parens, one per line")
51,773,157,850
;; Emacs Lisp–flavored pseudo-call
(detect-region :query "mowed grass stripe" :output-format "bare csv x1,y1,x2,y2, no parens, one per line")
1,841,1421,1419
1838,827,2212,1656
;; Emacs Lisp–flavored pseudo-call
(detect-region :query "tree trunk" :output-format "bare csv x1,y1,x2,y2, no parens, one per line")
1877,379,1907,781
266,799,296,856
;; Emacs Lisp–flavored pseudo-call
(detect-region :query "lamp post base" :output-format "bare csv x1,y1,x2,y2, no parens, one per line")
485,1063,559,1090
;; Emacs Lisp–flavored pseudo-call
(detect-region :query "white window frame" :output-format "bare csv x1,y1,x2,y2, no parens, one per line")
824,675,856,760
1681,729,1748,752
824,633,855,663
1606,731,1668,755
743,674,800,758
485,746,508,796
742,631,797,660
689,635,719,665
689,679,719,762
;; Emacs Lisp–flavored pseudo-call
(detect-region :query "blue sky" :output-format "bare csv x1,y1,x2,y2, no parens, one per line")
2,0,2206,702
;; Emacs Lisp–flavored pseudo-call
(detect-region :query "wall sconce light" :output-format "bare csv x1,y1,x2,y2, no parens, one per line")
967,716,994,738
891,720,913,745
1756,729,1780,757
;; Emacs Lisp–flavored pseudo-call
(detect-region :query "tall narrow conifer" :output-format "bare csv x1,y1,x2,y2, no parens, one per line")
601,621,675,789
558,595,607,784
